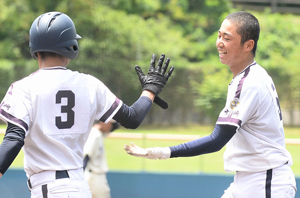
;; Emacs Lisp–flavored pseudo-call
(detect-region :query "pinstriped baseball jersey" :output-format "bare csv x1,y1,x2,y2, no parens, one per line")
0,66,122,177
217,62,293,172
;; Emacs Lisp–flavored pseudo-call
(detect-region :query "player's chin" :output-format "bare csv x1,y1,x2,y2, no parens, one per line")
219,58,226,65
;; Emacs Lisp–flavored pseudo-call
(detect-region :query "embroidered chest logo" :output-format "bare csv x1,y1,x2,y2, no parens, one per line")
230,98,240,110
3,103,11,111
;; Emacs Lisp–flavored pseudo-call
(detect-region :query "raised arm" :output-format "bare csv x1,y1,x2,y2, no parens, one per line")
113,54,174,129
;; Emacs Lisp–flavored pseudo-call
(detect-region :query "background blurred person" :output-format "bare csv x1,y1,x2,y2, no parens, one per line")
83,120,120,198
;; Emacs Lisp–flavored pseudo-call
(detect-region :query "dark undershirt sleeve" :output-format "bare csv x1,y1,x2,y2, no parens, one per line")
113,96,152,129
0,122,25,175
170,124,237,158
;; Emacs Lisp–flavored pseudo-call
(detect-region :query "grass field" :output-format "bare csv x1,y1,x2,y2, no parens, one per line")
1,124,300,176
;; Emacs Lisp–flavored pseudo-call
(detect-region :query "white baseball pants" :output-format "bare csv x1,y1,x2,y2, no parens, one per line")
28,168,92,198
221,164,297,198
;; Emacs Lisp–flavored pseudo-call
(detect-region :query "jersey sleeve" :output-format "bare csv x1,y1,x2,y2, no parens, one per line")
0,82,31,132
88,75,123,123
217,83,260,129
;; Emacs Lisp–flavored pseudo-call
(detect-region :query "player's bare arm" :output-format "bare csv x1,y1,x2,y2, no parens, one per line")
140,90,155,101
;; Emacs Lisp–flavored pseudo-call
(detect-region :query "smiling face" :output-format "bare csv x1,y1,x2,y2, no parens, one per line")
216,19,254,77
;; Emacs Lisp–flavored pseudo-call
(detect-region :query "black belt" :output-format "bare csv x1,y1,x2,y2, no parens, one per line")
55,170,69,179
27,170,70,189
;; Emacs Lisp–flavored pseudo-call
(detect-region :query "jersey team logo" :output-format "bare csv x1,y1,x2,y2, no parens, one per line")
230,98,240,110
1,95,12,111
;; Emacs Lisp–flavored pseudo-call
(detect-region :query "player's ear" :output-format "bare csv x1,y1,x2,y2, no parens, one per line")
244,39,254,52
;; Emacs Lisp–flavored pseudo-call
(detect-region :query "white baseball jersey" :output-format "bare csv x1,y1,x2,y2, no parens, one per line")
83,127,108,174
217,61,293,172
0,66,123,177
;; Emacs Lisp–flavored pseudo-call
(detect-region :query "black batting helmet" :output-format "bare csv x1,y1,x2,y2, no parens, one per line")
29,12,81,60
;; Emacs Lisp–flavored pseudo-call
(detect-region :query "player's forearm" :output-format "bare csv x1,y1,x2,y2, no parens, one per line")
0,138,22,175
113,95,152,129
0,122,25,175
170,124,236,158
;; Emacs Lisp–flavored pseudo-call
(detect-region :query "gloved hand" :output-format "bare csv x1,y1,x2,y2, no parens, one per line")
135,54,174,96
124,142,171,160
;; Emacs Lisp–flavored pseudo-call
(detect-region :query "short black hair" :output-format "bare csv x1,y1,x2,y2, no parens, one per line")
226,11,260,57
38,52,65,60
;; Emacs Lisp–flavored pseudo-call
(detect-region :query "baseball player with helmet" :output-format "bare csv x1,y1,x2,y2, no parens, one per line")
124,11,297,198
0,11,174,198
83,119,120,198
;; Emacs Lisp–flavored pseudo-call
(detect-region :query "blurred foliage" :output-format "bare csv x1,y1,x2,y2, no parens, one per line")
0,0,300,125
255,10,300,125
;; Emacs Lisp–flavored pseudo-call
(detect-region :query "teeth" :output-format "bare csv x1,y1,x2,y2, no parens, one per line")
219,52,227,54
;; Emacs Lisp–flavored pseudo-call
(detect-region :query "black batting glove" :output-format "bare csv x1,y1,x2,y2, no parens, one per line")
135,54,174,96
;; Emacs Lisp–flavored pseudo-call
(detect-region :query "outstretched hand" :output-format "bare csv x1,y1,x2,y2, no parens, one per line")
124,142,171,160
135,54,174,96
124,142,149,158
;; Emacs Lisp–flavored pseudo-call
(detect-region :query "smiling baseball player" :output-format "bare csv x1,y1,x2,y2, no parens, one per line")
124,11,297,198
0,11,174,198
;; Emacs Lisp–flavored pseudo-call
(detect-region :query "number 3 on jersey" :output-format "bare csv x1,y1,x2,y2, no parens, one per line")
41,87,89,135
55,90,75,129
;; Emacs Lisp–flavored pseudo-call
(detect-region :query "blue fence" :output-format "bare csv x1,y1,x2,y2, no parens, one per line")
0,169,29,198
0,169,299,198
108,171,233,198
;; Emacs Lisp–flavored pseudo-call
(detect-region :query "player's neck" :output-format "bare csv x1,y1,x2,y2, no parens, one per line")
38,57,70,69
230,57,254,78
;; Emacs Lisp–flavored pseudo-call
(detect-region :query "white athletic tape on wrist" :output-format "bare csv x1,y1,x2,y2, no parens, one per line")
147,147,171,160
